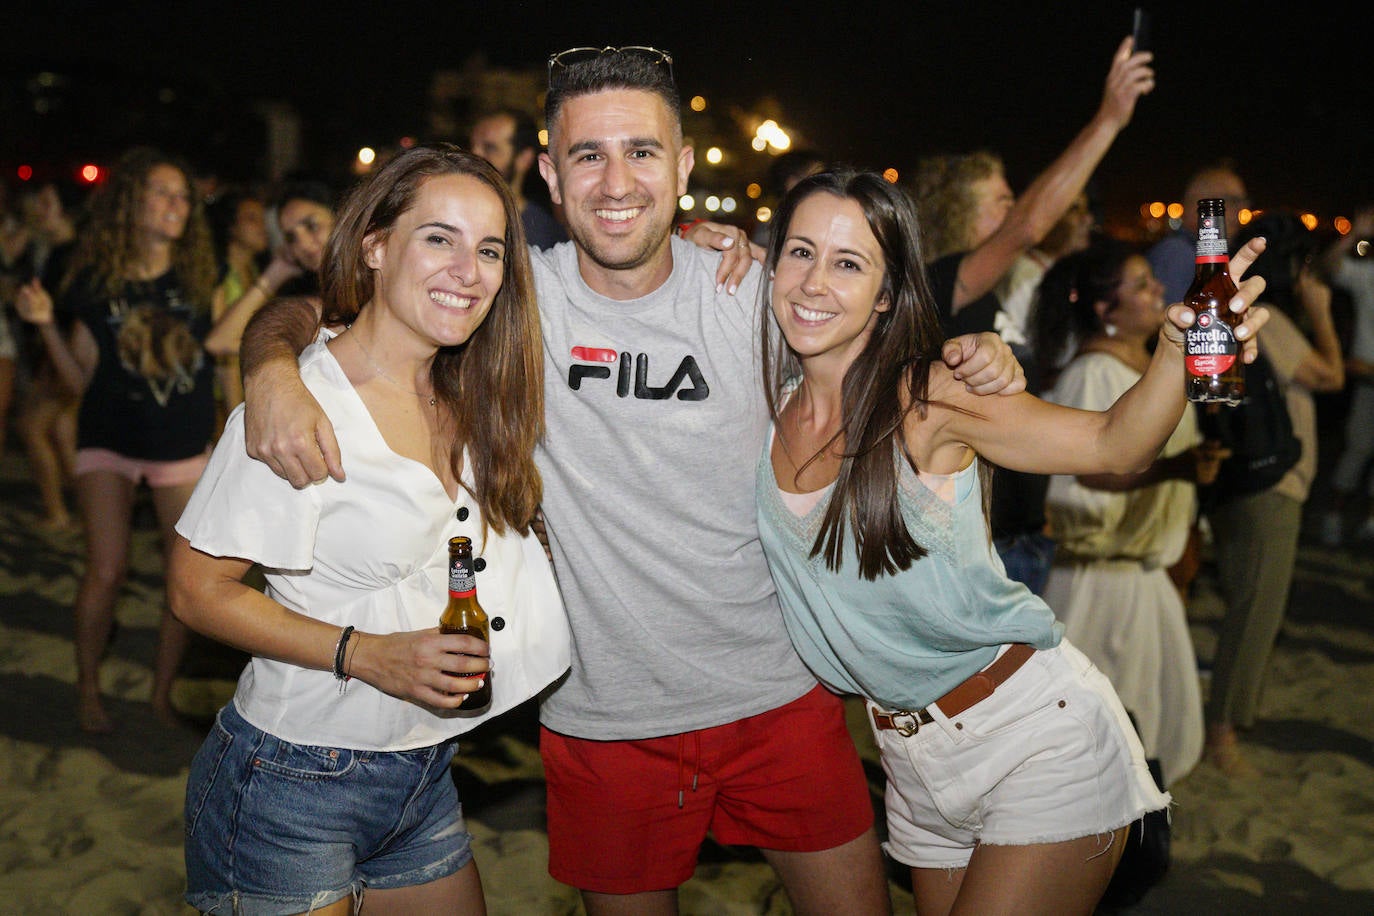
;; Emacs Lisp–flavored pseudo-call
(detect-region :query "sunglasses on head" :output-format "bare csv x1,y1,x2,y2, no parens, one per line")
547,46,674,87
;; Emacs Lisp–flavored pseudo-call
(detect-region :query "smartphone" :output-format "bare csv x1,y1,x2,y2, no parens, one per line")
1132,7,1152,53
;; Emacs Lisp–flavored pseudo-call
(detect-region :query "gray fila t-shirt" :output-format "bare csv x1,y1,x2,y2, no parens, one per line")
532,236,818,740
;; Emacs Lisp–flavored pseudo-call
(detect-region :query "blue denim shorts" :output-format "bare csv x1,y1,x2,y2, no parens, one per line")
184,702,472,915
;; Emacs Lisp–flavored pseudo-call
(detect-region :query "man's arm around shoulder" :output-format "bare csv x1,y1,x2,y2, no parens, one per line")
240,296,344,487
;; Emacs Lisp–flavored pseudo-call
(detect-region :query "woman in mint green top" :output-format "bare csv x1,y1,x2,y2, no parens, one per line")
754,169,1270,915
758,401,1061,709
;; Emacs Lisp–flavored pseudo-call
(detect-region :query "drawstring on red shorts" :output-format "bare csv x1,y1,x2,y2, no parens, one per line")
676,731,702,808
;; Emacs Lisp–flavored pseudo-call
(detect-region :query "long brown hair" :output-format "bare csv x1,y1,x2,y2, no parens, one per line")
321,143,544,536
63,146,217,308
762,170,951,580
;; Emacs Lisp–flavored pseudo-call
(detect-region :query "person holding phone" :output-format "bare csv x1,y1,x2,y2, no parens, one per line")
1132,7,1152,55
912,34,1155,598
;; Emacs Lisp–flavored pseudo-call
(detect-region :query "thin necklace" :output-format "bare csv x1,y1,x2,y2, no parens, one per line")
352,332,437,406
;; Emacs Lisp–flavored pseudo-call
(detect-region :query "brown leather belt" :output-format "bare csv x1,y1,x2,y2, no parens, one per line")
870,643,1036,736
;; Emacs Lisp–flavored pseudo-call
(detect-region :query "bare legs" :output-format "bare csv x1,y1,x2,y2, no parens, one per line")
71,469,199,732
1204,722,1257,778
270,860,485,915
580,829,891,916
762,828,892,916
910,828,1127,916
582,890,677,916
18,387,78,529
73,470,136,732
360,860,486,914
149,479,198,724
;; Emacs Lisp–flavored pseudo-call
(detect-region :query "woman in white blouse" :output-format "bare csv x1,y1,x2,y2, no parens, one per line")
168,144,568,915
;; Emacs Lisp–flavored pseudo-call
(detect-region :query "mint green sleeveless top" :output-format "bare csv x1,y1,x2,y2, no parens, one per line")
756,435,1062,710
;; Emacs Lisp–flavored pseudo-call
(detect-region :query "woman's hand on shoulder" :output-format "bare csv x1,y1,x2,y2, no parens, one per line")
1160,237,1271,363
680,219,764,295
348,629,491,710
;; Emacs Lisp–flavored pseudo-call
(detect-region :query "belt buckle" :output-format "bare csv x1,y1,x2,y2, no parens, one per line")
890,710,922,737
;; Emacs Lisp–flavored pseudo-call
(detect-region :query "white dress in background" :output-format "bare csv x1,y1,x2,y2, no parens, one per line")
1042,351,1205,787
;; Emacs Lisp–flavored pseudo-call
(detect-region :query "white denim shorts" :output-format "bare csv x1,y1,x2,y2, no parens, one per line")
869,640,1170,870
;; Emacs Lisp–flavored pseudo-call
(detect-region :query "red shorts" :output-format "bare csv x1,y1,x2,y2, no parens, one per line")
541,685,873,894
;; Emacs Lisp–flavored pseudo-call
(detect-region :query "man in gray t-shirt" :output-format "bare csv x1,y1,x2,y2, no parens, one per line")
240,47,1020,916
530,49,1014,914
531,236,815,739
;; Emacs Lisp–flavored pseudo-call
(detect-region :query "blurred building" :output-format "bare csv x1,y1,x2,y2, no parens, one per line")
427,54,545,145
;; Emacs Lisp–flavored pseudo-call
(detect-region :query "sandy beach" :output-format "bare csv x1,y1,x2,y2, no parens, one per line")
2,440,1372,914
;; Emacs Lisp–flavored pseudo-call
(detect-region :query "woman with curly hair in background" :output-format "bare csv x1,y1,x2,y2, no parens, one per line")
15,146,218,733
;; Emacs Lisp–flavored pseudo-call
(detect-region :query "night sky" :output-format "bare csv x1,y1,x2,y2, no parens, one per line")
6,0,1371,228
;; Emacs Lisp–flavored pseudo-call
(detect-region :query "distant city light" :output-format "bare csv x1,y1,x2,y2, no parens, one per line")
1334,216,1352,235
754,119,792,152
705,196,721,212
690,95,707,112
1358,240,1370,257
1300,212,1319,231
721,197,737,213
357,147,376,166
746,183,762,199
79,164,100,184
400,136,416,150
751,137,768,152
1165,202,1181,220
705,147,723,165
1238,208,1253,226
756,206,773,223
882,168,899,184
538,129,549,148
679,194,696,211
16,165,32,181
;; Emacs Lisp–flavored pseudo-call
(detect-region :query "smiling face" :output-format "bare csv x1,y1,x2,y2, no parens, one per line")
278,198,334,273
363,172,507,352
1102,254,1166,342
539,88,693,297
137,164,191,244
771,192,890,370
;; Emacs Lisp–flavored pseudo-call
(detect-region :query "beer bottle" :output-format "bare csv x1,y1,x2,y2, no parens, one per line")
441,536,492,709
1184,198,1244,405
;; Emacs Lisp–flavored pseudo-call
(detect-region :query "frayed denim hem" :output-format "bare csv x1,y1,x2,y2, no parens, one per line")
187,882,360,915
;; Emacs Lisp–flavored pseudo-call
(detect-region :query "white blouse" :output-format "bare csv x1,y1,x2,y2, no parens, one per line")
176,342,570,751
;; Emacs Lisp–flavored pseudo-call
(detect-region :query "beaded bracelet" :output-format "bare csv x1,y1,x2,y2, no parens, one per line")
332,625,355,684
